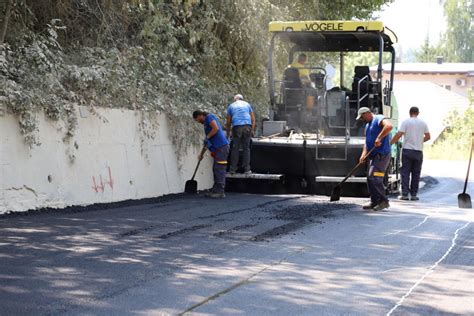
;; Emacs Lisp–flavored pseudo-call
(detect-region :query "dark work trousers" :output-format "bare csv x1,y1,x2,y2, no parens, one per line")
230,125,252,172
401,149,423,197
367,153,391,205
212,144,230,193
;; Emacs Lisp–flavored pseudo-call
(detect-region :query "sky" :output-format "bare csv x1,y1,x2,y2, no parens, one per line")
376,0,447,56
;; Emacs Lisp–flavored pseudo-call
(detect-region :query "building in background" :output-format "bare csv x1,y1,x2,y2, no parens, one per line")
372,59,474,97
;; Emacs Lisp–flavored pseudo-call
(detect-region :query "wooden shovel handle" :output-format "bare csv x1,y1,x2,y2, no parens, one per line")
191,145,207,181
462,134,474,194
339,147,377,186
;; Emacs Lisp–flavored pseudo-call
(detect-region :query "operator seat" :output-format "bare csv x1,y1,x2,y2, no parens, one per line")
282,67,304,108
310,72,325,90
351,66,373,109
352,66,372,92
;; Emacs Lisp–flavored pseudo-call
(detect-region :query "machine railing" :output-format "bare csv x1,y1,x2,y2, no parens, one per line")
356,75,370,109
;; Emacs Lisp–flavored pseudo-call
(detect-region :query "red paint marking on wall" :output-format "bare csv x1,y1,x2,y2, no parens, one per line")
91,166,114,193
92,176,98,193
99,175,105,192
92,176,104,193
106,167,114,190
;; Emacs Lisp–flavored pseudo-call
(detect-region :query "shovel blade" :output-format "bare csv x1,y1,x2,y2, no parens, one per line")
458,193,472,209
330,185,341,202
184,180,198,194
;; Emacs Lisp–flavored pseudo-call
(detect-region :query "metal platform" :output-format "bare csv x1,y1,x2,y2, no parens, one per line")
315,174,400,183
226,173,284,180
315,176,367,183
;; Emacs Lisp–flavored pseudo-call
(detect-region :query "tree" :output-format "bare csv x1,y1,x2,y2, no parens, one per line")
443,0,473,62
1,0,394,149
0,0,13,44
415,35,445,62
415,0,473,62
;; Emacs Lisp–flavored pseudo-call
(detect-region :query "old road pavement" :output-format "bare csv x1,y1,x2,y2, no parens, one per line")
1,160,473,315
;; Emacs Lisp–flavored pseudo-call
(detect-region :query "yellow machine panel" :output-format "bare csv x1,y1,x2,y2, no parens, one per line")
269,20,385,33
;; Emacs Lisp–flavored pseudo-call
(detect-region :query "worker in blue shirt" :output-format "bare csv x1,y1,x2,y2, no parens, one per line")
357,107,393,211
225,94,255,174
193,110,230,198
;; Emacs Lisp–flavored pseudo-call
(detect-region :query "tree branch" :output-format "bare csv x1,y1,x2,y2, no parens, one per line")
0,0,13,44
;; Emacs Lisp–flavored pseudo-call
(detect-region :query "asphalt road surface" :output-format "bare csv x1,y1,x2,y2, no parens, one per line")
1,160,473,315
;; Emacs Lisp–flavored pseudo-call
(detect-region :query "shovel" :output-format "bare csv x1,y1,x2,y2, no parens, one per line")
458,134,473,208
184,145,207,194
330,147,376,202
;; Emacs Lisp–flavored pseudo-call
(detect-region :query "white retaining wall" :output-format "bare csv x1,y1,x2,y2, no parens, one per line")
0,107,213,214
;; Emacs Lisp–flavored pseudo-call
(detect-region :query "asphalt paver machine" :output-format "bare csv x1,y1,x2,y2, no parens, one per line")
227,21,401,196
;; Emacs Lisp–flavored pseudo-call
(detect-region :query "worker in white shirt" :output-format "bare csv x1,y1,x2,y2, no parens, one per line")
391,106,431,201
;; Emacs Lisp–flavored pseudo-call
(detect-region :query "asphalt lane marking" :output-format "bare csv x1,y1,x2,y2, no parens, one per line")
386,221,471,316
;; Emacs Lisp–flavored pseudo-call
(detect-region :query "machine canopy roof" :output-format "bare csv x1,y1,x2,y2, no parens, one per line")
269,21,397,52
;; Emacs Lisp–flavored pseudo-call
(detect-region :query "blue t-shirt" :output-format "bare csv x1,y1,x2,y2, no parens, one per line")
227,100,253,126
365,114,391,157
204,114,229,152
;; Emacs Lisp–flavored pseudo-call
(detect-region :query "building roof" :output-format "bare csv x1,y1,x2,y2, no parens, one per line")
393,81,470,144
372,63,474,75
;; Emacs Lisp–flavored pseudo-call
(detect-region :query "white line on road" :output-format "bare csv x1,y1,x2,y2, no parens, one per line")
386,221,471,316
385,214,431,236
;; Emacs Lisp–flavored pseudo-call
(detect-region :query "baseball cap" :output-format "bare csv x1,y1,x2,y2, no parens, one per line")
356,107,371,120
234,94,244,101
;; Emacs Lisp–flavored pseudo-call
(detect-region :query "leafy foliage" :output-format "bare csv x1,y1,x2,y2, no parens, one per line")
425,105,474,160
416,0,473,63
443,0,473,62
0,0,391,159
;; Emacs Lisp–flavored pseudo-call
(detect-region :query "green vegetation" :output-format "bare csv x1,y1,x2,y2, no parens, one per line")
412,0,473,159
416,0,473,63
0,0,391,157
425,105,474,160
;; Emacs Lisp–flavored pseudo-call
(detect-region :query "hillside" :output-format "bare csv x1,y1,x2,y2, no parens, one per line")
1,0,391,153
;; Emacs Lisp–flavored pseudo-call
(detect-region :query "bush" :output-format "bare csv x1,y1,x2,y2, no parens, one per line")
0,0,392,159
425,106,474,160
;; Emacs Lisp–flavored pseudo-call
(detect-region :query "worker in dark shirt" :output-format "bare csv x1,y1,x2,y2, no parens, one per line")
357,107,393,211
193,110,230,198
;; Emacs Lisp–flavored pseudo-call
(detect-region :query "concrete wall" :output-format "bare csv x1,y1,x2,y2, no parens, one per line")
0,107,213,214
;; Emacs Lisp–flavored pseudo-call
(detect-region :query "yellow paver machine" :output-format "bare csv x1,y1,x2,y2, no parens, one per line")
227,20,401,196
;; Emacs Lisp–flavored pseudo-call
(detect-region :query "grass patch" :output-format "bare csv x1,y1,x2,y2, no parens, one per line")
424,142,470,160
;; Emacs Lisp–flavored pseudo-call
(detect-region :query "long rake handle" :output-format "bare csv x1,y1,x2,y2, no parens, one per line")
463,135,474,194
191,145,207,181
338,147,377,186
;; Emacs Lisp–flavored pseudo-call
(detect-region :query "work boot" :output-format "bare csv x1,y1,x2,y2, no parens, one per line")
398,195,409,201
410,195,419,201
206,192,225,199
362,202,376,209
373,200,390,211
